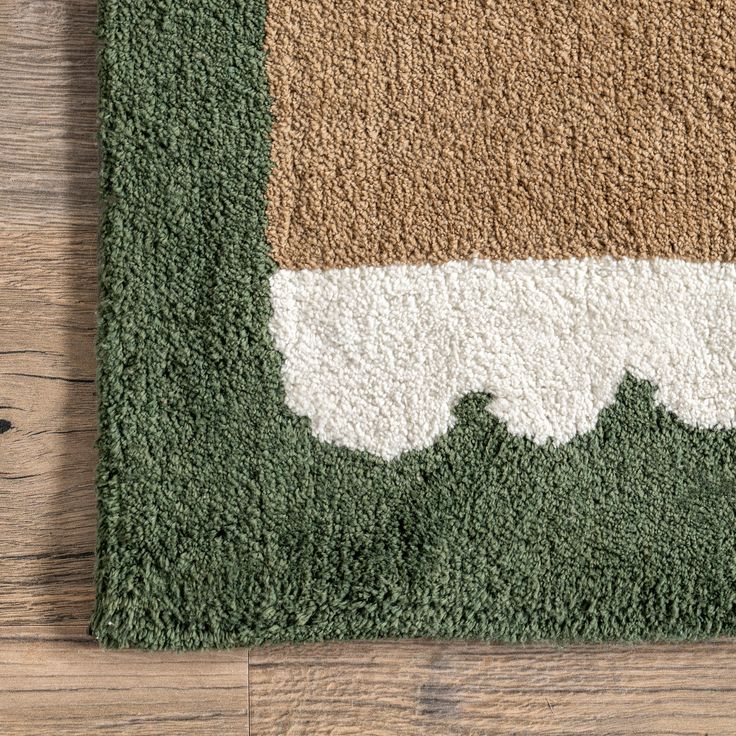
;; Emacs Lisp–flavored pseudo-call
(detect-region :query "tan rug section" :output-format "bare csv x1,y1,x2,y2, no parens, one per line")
266,1,736,269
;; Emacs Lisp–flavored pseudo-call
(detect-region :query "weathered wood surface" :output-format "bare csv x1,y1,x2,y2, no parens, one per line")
0,635,249,736
1,0,735,733
250,639,736,736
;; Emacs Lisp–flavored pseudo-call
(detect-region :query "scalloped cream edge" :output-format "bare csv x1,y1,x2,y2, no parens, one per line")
269,257,736,459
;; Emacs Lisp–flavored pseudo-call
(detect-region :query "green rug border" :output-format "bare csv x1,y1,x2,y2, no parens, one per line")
92,0,736,649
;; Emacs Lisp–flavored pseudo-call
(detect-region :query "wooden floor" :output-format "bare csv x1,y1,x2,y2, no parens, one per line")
1,1,735,733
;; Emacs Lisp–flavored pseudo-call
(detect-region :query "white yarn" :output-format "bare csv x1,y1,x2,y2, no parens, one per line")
269,257,736,459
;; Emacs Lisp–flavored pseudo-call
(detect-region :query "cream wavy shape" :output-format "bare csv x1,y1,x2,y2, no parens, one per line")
269,257,736,459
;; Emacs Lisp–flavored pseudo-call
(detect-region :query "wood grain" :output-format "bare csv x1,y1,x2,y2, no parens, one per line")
1,0,735,734
251,639,736,735
0,636,248,736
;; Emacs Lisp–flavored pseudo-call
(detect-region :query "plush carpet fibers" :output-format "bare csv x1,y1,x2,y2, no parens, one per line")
93,0,736,649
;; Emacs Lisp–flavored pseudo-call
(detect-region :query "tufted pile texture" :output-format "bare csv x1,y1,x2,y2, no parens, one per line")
93,0,736,649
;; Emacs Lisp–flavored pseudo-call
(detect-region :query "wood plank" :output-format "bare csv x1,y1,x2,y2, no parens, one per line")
0,231,98,629
250,639,736,735
0,635,248,735
0,0,98,229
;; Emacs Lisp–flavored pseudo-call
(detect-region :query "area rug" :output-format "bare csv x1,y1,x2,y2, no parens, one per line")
92,0,736,649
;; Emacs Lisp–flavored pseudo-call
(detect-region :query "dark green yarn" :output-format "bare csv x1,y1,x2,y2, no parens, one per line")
92,0,736,649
